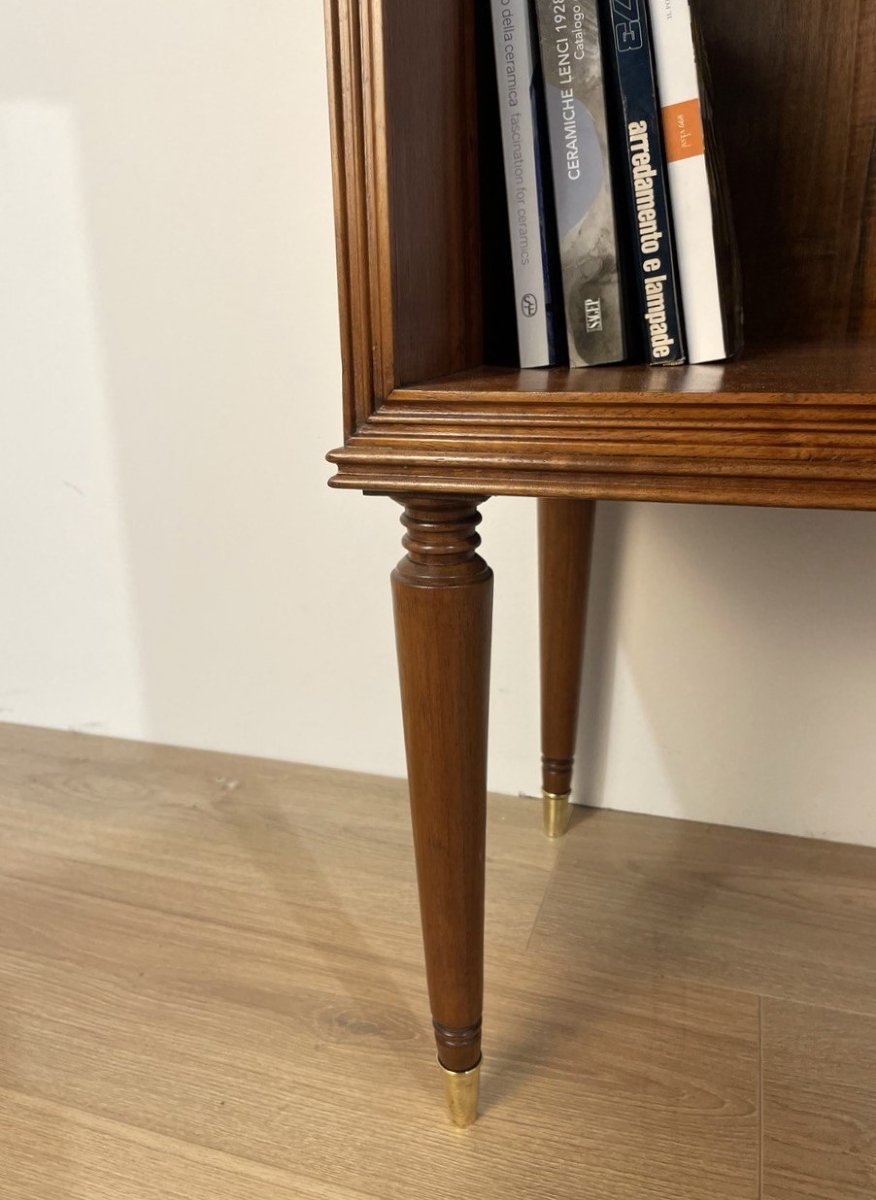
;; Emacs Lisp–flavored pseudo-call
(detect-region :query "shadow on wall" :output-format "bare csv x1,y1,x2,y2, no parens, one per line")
3,3,876,847
576,501,876,845
0,2,405,775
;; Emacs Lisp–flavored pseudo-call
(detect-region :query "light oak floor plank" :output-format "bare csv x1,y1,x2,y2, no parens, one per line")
528,807,876,1016
762,999,876,1200
0,725,554,959
3,722,873,1198
0,1088,372,1200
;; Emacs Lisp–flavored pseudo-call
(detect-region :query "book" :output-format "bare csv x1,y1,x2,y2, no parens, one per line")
489,0,562,368
534,0,627,366
646,0,742,363
601,0,685,364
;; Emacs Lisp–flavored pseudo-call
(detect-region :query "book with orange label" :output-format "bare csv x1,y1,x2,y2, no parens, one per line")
646,0,742,363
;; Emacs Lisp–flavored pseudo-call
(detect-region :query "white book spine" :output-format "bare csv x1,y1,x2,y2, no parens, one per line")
647,0,727,363
491,0,552,368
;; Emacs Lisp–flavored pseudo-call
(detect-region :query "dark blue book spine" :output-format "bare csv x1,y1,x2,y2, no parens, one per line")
602,0,686,363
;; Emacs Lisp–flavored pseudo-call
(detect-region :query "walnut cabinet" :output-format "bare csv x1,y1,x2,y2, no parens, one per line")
322,0,876,1125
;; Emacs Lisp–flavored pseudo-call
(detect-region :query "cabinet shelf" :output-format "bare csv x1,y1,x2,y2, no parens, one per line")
325,0,875,509
397,342,876,408
330,341,876,509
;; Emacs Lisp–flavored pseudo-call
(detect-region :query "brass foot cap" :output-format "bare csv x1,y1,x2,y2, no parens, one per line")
543,790,572,838
438,1058,481,1128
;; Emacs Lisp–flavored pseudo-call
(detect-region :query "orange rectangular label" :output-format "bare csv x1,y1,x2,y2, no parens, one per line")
662,99,705,163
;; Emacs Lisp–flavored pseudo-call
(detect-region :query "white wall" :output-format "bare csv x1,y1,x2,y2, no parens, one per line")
1,1,875,846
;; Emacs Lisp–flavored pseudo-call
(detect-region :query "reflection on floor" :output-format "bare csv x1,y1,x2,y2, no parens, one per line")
1,723,874,1200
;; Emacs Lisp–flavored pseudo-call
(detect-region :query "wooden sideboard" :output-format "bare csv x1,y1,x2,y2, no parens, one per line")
323,0,876,1125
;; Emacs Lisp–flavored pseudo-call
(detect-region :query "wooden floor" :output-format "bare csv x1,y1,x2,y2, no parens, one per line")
1,726,875,1199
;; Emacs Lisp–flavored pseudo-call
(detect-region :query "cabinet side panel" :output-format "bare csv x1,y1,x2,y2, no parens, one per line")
324,0,376,436
700,0,875,343
377,1,483,389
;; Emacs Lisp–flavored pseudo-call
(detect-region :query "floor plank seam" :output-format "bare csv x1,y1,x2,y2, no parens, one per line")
526,941,876,1022
0,867,415,977
522,877,554,954
4,728,876,1198
757,994,764,1200
0,1084,362,1197
8,866,876,1021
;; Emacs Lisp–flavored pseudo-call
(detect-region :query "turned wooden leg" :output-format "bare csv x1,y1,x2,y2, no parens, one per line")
391,494,492,1127
538,498,596,838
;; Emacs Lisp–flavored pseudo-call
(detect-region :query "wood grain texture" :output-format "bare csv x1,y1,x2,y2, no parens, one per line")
324,0,876,508
378,3,482,388
0,1090,369,1200
4,726,876,1194
328,345,876,506
539,499,596,797
700,0,876,343
763,1000,876,1200
0,723,766,1200
850,0,876,338
390,496,492,1071
529,810,876,1018
393,344,876,401
323,0,375,436
323,0,481,422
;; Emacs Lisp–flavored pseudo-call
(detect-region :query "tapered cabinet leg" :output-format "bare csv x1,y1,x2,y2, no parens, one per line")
538,499,596,838
391,494,492,1127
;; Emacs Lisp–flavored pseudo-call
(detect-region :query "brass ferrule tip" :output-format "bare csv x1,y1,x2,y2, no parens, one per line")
437,1058,481,1128
543,790,572,838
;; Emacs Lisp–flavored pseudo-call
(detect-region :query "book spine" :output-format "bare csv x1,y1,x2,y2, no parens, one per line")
490,0,559,368
646,0,729,363
602,0,685,364
534,0,627,367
